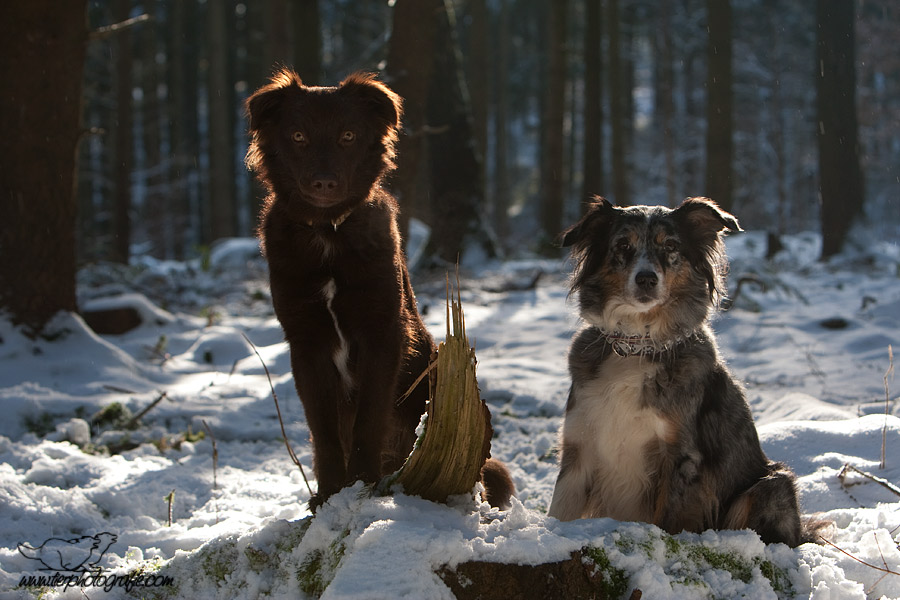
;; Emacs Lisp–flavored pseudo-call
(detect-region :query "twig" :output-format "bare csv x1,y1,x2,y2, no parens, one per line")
89,14,150,41
126,391,168,429
395,359,437,406
867,532,892,594
818,535,900,578
201,420,220,525
241,333,314,499
201,420,218,490
103,384,136,394
164,489,175,527
839,463,900,498
882,345,894,470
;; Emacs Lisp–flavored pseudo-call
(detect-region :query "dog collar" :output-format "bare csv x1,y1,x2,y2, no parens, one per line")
598,328,694,357
306,207,353,231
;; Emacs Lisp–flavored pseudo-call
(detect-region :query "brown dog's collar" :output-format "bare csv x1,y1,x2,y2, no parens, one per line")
598,328,696,357
306,207,354,231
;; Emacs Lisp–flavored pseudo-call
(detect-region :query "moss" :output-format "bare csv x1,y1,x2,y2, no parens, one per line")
583,546,630,600
660,531,794,597
23,412,56,437
595,530,794,598
91,402,134,429
199,538,240,585
296,527,350,598
244,546,271,574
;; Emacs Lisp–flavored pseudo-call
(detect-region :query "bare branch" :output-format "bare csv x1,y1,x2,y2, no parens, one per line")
881,345,894,470
89,14,151,41
126,391,168,429
818,535,900,578
242,332,314,499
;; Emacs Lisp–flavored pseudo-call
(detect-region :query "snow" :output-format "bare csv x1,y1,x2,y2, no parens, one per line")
1,231,899,599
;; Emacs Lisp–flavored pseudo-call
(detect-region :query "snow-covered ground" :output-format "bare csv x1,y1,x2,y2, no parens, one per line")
1,232,899,599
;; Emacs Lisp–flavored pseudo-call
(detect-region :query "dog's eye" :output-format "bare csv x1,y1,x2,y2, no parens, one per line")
340,131,356,144
292,131,306,144
664,240,679,253
615,238,632,254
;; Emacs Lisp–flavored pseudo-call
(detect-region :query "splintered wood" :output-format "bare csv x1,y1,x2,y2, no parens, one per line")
388,281,491,504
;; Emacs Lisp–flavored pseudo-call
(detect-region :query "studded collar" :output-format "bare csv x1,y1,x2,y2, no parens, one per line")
598,328,697,357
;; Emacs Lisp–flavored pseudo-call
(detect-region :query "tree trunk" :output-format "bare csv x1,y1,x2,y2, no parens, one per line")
112,0,134,264
0,1,87,335
142,0,165,257
816,0,864,258
492,0,511,247
657,0,677,207
291,0,322,85
467,0,490,210
606,0,628,206
206,0,237,242
439,551,619,600
384,0,437,244
582,0,604,209
166,0,198,259
539,0,567,243
704,0,733,211
426,0,486,262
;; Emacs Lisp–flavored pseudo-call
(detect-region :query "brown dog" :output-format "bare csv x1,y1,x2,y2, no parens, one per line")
245,69,513,512
549,197,819,546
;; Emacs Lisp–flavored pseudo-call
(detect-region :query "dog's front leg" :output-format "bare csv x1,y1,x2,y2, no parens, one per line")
288,342,351,507
345,334,402,484
652,447,713,534
548,438,593,521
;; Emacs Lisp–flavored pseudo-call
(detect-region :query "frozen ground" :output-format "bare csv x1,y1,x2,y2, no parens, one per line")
0,232,898,599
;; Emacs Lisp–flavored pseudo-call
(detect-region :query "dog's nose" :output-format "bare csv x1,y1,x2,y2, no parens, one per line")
635,270,658,289
312,175,338,192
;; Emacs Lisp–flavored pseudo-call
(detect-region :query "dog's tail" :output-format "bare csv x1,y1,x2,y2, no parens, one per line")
480,458,515,510
800,515,834,545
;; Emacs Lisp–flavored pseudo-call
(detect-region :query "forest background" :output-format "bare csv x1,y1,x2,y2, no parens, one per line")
0,0,897,335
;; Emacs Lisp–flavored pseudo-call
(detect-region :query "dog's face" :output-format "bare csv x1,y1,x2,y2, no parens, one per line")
245,69,402,214
561,197,740,337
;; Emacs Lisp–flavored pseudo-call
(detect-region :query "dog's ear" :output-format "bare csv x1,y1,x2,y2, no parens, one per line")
339,72,403,133
245,68,303,132
559,196,617,248
674,197,742,238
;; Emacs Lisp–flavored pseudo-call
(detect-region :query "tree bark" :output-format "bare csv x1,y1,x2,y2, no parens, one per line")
606,0,629,206
658,0,677,207
539,0,567,242
582,0,604,209
112,0,134,263
816,0,864,258
384,0,438,244
439,551,619,600
166,0,198,259
0,2,87,335
206,0,237,242
492,0,511,247
291,0,322,85
426,0,486,262
142,0,166,257
704,0,734,211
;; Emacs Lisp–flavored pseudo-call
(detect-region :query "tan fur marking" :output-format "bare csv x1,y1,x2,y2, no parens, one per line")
724,493,754,531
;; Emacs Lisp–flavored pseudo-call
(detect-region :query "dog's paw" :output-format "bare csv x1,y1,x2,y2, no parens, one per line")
307,493,326,515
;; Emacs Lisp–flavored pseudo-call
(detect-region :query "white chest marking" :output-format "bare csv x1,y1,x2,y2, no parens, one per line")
565,357,669,520
322,279,352,390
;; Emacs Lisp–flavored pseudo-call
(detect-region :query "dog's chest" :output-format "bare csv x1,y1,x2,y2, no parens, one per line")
569,358,670,509
321,278,352,390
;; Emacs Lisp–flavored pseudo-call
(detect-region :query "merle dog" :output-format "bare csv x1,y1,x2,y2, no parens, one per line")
548,196,818,546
